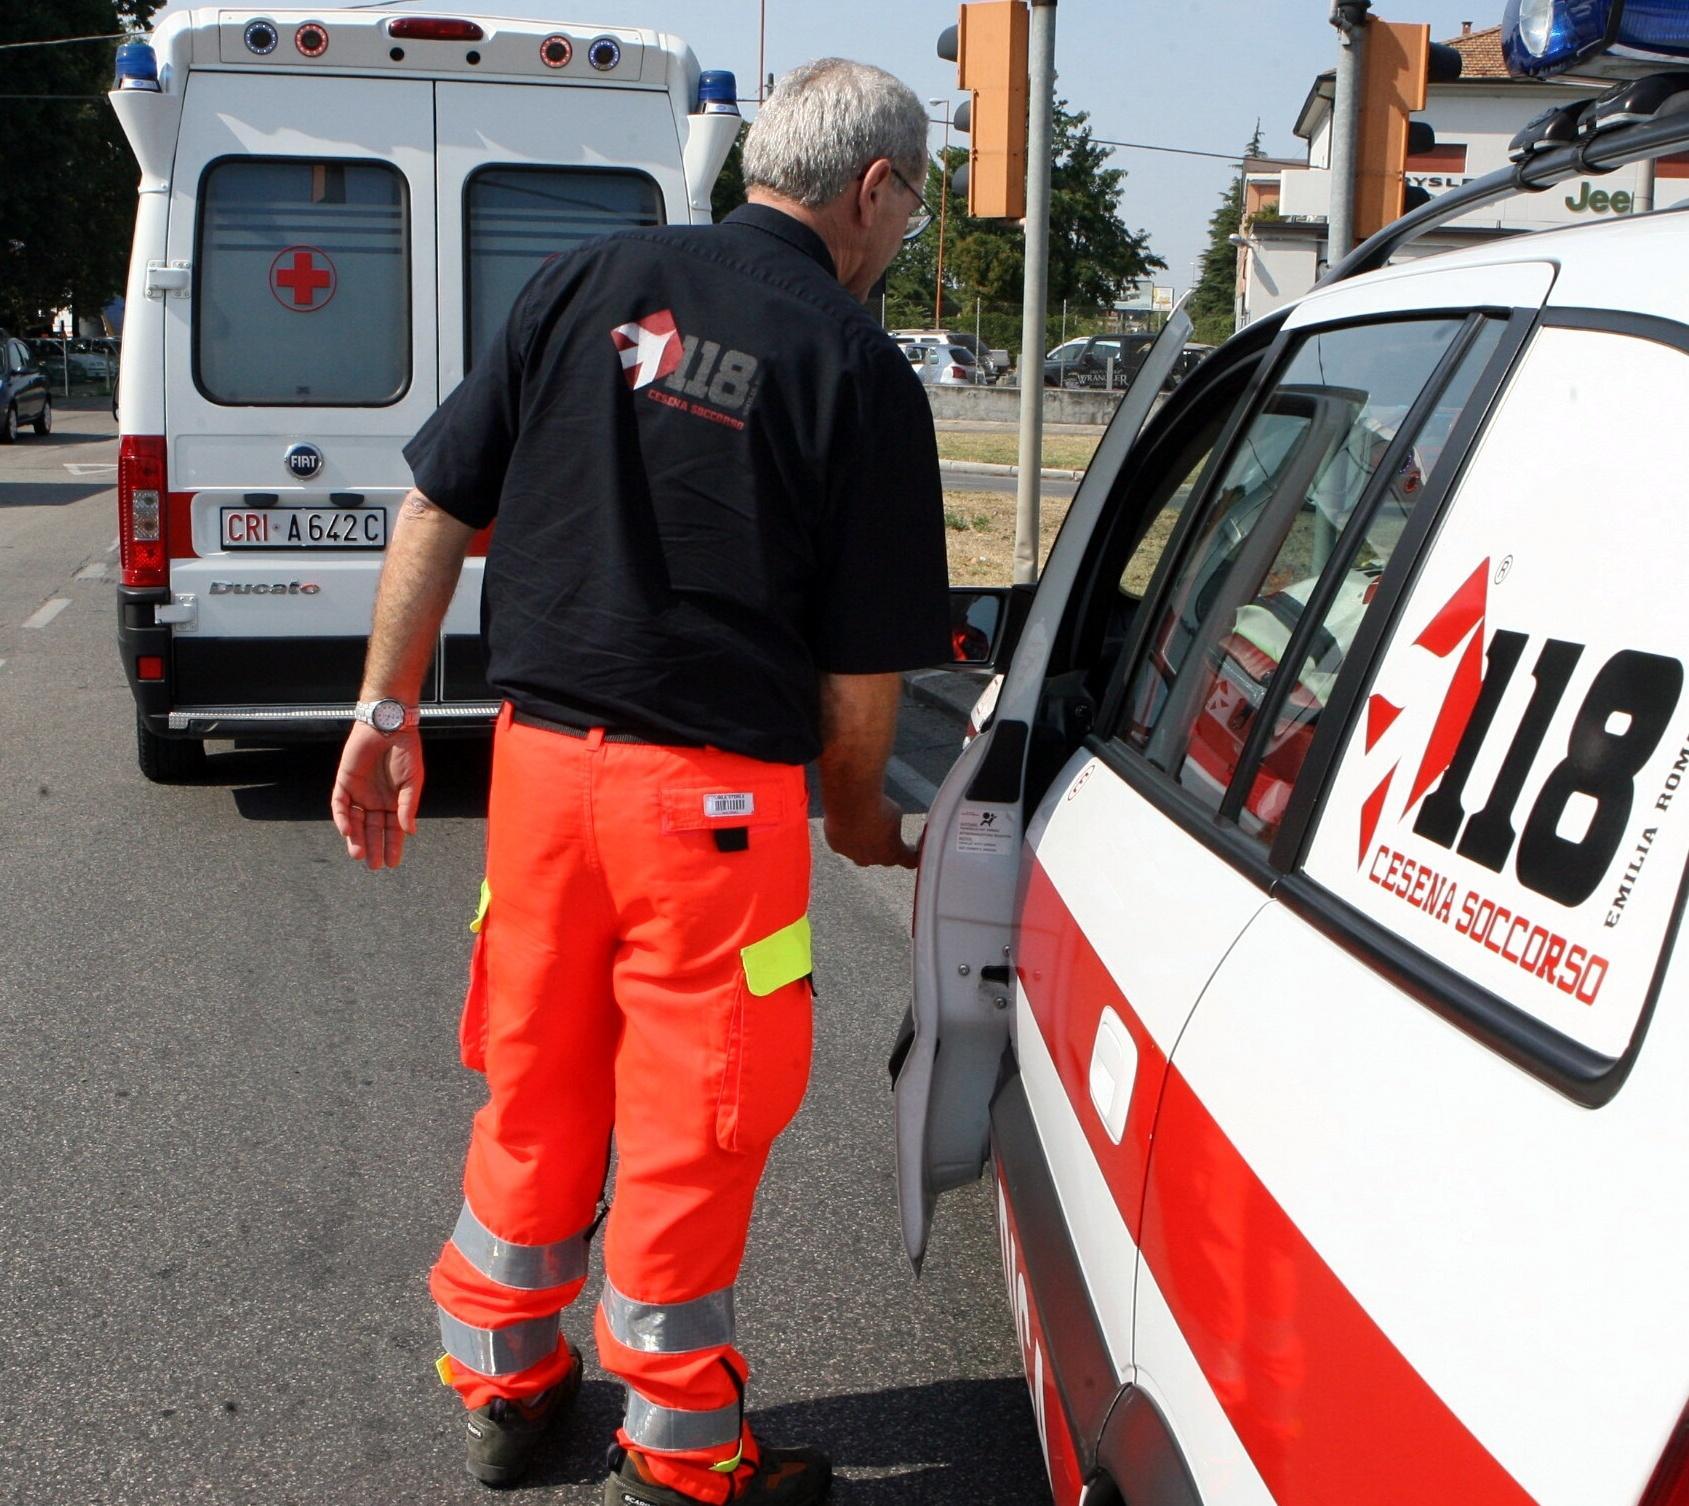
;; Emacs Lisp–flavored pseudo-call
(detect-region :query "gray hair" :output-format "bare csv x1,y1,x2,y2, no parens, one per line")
742,58,930,208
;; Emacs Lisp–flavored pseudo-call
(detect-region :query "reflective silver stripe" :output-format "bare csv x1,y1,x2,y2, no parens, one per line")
437,1308,561,1377
622,1389,742,1453
450,1200,588,1291
600,1279,735,1355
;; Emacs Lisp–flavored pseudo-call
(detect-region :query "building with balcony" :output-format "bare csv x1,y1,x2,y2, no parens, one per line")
1234,23,1689,326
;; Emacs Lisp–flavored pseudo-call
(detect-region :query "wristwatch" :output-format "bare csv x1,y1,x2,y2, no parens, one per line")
353,698,421,735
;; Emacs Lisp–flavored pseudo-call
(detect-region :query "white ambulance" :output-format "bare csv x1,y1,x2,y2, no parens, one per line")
900,21,1689,1506
109,5,740,779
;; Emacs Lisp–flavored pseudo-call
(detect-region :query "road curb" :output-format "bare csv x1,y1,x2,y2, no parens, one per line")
939,458,1086,482
904,667,989,724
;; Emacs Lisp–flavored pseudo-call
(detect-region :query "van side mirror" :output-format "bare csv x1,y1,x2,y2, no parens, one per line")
936,584,1035,669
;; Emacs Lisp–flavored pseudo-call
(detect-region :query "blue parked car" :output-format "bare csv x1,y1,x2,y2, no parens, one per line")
0,330,51,442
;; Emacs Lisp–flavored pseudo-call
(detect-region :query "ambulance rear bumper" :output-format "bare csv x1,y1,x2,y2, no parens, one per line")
163,703,500,736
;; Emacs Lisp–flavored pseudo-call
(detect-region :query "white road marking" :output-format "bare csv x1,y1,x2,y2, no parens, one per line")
74,563,109,580
887,755,940,811
64,463,117,476
108,538,119,554
21,598,71,630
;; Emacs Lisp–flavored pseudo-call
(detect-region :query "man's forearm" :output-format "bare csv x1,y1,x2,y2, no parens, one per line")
817,672,902,815
359,489,478,702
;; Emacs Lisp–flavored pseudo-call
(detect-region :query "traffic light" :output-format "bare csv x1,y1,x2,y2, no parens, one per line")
1353,20,1462,240
937,1,1029,220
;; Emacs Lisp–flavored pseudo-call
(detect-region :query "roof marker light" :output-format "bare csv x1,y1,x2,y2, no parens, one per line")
113,39,161,91
388,17,485,42
244,19,278,55
295,21,329,58
539,34,572,68
588,36,621,71
698,70,740,114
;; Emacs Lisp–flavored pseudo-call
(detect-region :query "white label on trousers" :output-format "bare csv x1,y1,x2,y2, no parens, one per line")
955,805,1016,855
704,792,755,818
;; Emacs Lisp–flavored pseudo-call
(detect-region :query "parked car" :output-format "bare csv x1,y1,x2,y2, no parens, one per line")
914,342,980,387
898,59,1689,1506
894,328,1000,383
0,331,52,441
1042,332,1156,389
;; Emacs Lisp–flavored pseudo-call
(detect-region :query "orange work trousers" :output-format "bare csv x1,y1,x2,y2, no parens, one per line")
431,705,815,1503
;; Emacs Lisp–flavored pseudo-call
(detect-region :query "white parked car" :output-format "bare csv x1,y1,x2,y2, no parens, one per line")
898,32,1689,1506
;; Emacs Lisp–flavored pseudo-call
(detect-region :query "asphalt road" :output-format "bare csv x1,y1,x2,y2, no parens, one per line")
0,404,1044,1505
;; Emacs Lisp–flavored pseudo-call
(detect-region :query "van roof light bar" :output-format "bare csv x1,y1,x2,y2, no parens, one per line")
1320,79,1689,287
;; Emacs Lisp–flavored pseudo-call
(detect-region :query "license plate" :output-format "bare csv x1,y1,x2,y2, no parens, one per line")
220,506,386,550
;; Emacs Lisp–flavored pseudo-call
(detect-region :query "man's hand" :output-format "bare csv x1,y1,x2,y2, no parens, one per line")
332,723,424,870
328,488,474,871
824,792,918,869
817,671,920,868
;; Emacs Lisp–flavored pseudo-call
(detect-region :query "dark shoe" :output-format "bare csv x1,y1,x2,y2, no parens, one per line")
465,1342,583,1488
603,1441,831,1505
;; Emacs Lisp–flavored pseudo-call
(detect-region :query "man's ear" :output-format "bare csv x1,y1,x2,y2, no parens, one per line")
857,157,892,224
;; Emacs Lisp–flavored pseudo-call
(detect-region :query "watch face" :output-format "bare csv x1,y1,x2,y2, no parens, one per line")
372,700,406,734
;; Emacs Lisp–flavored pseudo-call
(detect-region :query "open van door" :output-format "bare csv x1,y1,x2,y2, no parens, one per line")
895,304,1194,1270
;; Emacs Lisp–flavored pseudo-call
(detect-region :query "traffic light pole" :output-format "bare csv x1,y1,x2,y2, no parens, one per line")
1328,0,1370,266
1014,0,1056,585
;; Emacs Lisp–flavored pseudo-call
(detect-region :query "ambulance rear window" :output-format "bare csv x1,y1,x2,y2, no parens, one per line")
195,158,409,406
465,167,662,364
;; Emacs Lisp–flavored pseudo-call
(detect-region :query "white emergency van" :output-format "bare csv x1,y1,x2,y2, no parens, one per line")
109,5,740,780
899,19,1689,1505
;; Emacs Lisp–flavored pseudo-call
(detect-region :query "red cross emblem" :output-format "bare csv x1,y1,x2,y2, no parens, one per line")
269,245,337,312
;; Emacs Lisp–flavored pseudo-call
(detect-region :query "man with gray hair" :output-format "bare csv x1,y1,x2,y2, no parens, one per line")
332,55,948,1506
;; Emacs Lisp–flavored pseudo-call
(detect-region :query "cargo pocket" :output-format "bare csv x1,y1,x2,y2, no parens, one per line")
459,879,492,1074
716,916,815,1153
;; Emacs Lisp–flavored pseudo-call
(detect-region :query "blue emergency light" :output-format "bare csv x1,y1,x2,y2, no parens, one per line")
113,38,161,91
1503,0,1689,77
698,70,739,115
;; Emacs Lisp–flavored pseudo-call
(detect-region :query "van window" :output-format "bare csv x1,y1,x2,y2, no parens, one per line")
1119,318,1477,831
465,167,662,364
196,159,409,406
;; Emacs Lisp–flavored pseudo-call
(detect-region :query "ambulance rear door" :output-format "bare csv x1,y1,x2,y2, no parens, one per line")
164,69,439,710
431,72,683,700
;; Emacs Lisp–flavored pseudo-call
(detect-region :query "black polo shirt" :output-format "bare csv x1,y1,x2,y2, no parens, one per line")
403,204,950,765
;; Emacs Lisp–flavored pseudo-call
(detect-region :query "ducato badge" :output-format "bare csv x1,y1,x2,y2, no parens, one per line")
285,442,323,479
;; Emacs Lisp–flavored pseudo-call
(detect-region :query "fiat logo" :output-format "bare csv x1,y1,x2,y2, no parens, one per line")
285,443,323,479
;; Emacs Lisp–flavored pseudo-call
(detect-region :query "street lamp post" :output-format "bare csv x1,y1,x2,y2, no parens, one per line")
928,97,951,329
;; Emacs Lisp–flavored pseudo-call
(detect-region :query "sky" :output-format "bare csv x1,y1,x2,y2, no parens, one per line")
481,0,1512,299
182,0,1515,300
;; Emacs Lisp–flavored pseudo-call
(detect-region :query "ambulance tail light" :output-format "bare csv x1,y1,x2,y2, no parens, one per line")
387,17,485,42
1640,1400,1689,1506
119,435,168,588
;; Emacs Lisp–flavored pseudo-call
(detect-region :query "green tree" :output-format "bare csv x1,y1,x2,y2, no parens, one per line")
1187,126,1262,347
929,102,1163,357
709,124,749,222
0,2,159,330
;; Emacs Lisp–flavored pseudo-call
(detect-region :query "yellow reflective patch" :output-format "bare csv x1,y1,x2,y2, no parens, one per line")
469,878,491,934
710,1445,745,1474
435,1353,455,1387
740,915,812,997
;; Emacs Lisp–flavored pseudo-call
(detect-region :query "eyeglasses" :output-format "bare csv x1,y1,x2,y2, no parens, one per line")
888,165,934,241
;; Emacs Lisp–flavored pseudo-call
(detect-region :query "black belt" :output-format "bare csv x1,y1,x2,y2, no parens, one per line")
510,707,702,748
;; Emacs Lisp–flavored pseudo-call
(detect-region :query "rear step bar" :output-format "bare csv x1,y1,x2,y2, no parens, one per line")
167,703,500,734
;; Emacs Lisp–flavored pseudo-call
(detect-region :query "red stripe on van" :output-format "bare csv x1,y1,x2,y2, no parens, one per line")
1017,857,1537,1506
166,491,198,560
1017,859,1167,1242
466,523,493,558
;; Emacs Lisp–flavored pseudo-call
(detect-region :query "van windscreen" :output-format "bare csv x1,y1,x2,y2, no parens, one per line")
195,159,409,406
465,167,662,366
